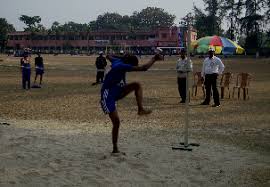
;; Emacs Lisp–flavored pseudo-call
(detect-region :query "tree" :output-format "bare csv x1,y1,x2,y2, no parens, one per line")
50,21,61,33
265,0,270,20
94,12,127,30
193,0,224,37
19,15,42,32
0,18,15,52
264,0,270,49
240,0,265,51
88,7,175,31
131,7,175,30
203,0,225,35
57,21,89,32
221,0,244,40
193,6,208,38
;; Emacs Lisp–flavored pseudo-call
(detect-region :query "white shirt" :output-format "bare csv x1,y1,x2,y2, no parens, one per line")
176,58,193,78
201,56,225,77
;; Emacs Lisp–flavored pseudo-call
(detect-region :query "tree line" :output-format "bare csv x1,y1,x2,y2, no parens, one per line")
0,2,269,54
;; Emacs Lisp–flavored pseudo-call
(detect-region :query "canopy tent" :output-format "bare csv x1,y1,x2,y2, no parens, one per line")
191,36,245,55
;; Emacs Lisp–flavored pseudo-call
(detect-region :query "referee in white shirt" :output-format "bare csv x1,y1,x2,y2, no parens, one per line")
201,47,225,107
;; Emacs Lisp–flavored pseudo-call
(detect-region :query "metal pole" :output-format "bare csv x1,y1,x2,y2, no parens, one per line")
184,23,191,147
172,13,200,151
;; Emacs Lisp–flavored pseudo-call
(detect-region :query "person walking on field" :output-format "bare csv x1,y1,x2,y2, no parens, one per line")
176,48,193,103
20,54,31,90
201,47,225,107
100,51,163,154
92,51,107,85
34,53,44,85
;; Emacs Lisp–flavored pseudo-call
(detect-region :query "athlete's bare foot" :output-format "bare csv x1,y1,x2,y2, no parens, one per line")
138,109,152,115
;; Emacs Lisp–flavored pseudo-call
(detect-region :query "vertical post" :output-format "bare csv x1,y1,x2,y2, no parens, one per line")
172,13,199,151
184,21,191,147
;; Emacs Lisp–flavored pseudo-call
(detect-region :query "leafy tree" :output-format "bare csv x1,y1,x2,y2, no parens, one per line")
240,0,265,50
94,12,127,30
0,18,15,52
264,0,270,48
193,0,224,37
265,0,270,20
221,0,244,40
59,21,89,32
19,15,42,32
204,0,225,35
89,21,98,31
131,7,175,30
50,21,61,33
193,6,208,38
88,7,175,31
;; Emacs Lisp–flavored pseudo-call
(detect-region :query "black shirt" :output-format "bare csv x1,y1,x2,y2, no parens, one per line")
96,56,107,69
35,56,44,67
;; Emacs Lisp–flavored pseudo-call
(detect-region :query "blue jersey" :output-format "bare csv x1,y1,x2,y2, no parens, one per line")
100,58,133,114
21,62,31,75
102,58,133,90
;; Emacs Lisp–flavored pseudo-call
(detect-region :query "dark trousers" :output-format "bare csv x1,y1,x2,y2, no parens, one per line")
22,73,31,89
96,71,105,83
203,73,220,105
177,77,186,102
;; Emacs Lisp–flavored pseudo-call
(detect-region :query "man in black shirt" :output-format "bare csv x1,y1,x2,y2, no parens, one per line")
92,51,107,85
34,53,44,85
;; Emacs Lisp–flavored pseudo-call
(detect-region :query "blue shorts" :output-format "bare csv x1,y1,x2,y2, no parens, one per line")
100,86,124,114
36,68,44,75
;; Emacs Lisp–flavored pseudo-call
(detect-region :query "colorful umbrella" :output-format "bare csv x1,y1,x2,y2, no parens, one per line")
191,36,245,55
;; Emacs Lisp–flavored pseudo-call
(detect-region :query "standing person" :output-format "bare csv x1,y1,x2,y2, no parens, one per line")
92,51,107,85
201,47,225,107
34,53,44,85
20,54,31,89
176,48,193,103
100,52,163,154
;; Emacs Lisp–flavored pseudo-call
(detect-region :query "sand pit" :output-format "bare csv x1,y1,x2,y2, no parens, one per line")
0,119,269,186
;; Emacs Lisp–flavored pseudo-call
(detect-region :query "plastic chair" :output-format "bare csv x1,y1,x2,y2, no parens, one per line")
192,72,205,98
219,72,233,99
232,73,252,100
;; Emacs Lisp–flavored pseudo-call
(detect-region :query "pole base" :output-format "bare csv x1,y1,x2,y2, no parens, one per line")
172,142,200,151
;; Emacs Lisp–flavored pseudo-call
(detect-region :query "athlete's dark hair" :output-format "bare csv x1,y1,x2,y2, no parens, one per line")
122,54,139,66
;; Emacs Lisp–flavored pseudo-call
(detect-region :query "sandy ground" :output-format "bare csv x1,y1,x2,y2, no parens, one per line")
0,119,269,187
0,55,270,186
0,121,270,186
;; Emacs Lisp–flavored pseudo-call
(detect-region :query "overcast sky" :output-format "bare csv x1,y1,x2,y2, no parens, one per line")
0,0,204,31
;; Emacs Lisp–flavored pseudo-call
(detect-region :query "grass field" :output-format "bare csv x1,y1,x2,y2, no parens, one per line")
0,54,269,186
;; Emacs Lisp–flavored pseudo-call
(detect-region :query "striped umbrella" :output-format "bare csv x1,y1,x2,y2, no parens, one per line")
191,35,245,55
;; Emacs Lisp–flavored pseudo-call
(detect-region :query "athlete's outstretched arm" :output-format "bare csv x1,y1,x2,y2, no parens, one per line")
131,54,162,71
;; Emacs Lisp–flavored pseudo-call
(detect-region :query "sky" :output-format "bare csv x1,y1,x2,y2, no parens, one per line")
0,0,204,31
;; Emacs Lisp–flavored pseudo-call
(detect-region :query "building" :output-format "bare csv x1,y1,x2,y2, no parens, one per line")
7,27,197,54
